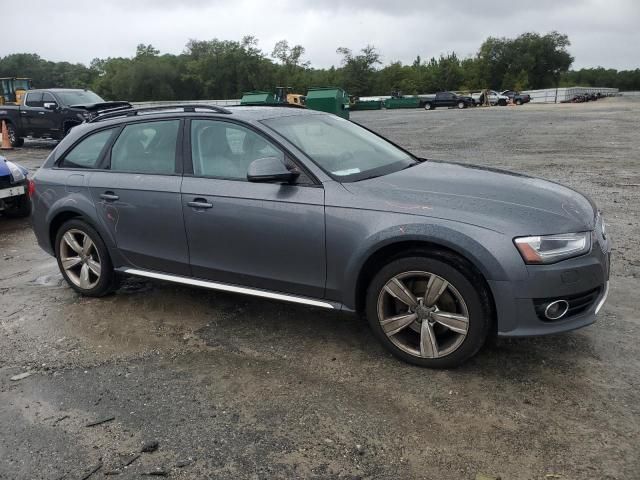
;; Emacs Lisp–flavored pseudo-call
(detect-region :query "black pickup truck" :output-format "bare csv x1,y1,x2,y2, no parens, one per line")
0,89,130,147
419,91,474,110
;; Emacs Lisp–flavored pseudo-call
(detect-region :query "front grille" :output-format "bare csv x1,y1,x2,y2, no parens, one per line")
534,287,602,321
0,175,12,189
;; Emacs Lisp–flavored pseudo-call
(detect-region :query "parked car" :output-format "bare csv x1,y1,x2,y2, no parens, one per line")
0,88,130,147
0,156,32,218
420,91,474,110
501,90,531,105
30,104,611,368
471,90,509,106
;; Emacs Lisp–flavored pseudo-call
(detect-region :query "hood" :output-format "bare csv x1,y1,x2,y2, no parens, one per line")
342,160,596,235
69,101,131,112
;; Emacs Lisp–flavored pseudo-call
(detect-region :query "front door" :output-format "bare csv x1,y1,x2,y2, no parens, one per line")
181,119,326,298
88,118,190,275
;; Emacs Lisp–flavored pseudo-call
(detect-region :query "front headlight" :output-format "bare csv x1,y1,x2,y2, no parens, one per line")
6,160,26,183
514,232,591,264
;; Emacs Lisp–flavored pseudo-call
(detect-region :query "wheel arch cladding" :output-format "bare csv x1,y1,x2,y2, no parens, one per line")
48,205,109,253
346,224,507,314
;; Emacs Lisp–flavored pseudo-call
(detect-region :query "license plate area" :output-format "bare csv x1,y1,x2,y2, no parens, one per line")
0,185,25,199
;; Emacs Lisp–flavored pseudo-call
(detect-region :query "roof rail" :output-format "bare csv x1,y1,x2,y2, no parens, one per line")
89,104,233,122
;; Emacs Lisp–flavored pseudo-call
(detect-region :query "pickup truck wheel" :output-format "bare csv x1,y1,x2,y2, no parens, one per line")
6,123,24,147
423,102,433,110
457,101,466,109
366,256,490,368
516,99,523,105
55,219,118,297
3,194,31,218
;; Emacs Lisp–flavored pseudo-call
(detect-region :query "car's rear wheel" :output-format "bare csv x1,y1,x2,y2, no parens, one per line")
423,102,433,110
366,256,490,368
457,101,466,109
6,123,24,148
55,219,117,296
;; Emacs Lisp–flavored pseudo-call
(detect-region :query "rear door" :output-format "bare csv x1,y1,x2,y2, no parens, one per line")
21,91,44,133
88,118,190,275
181,118,326,298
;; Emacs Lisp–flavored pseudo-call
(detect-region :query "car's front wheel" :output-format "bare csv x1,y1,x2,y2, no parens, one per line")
55,219,118,296
366,255,490,368
457,101,466,109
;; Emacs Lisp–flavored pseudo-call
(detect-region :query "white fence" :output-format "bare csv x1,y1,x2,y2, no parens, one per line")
521,86,619,103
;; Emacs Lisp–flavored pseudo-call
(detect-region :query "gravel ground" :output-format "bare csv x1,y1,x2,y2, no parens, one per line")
1,98,639,480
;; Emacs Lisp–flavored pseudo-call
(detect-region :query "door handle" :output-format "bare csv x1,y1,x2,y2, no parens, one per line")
38,111,45,115
187,198,213,209
100,192,119,201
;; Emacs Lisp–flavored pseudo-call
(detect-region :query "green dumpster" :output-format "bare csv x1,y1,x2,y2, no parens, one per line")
383,96,420,109
240,91,276,105
351,99,382,111
305,87,350,119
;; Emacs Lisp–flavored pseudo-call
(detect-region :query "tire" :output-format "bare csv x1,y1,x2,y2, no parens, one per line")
457,101,465,109
54,219,118,297
516,99,523,105
365,255,491,368
498,99,507,106
3,194,31,218
6,122,24,148
424,102,433,110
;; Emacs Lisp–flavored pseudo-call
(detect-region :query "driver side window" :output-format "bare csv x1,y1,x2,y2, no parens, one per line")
191,120,284,180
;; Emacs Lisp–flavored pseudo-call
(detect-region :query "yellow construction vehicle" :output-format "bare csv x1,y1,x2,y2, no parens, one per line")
0,77,33,105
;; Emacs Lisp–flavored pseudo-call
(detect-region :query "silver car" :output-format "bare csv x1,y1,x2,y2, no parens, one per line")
30,105,611,367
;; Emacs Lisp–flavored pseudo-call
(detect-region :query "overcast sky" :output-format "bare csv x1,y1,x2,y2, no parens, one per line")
2,0,638,70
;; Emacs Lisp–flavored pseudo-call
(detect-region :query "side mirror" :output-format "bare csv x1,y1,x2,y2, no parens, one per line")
43,102,58,110
247,157,300,184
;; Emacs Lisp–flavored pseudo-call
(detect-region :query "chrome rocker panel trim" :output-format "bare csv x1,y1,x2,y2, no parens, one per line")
119,267,337,309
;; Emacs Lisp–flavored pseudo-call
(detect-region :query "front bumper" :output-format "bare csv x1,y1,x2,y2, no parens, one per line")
490,233,611,337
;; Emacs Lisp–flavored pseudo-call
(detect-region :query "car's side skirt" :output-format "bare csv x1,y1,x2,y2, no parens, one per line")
118,267,338,310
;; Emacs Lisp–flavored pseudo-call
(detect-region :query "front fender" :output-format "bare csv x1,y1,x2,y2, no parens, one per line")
326,212,526,310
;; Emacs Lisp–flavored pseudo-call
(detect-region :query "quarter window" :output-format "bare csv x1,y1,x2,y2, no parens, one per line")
60,128,116,169
191,120,284,180
110,120,180,174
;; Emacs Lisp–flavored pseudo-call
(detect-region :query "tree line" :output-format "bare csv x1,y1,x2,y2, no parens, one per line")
1,32,638,101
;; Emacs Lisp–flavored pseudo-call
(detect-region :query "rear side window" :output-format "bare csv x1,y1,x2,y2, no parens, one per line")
25,92,43,107
59,128,116,169
191,120,283,180
110,120,180,174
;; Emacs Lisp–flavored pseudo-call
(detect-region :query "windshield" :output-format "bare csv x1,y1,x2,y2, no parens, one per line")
262,114,415,182
56,90,104,106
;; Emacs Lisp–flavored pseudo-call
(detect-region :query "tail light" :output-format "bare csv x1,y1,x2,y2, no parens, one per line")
27,179,35,197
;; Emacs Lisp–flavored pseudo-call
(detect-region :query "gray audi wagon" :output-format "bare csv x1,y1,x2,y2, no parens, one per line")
30,104,611,367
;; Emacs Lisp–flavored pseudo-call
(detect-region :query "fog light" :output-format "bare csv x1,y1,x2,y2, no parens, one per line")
544,300,569,320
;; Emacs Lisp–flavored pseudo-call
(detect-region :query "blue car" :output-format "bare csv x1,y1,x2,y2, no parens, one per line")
0,155,32,218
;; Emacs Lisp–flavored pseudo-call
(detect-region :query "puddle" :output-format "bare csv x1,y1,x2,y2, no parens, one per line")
31,274,64,287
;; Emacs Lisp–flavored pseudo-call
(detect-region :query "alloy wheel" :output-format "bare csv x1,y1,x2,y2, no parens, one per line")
59,229,102,290
377,271,469,358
